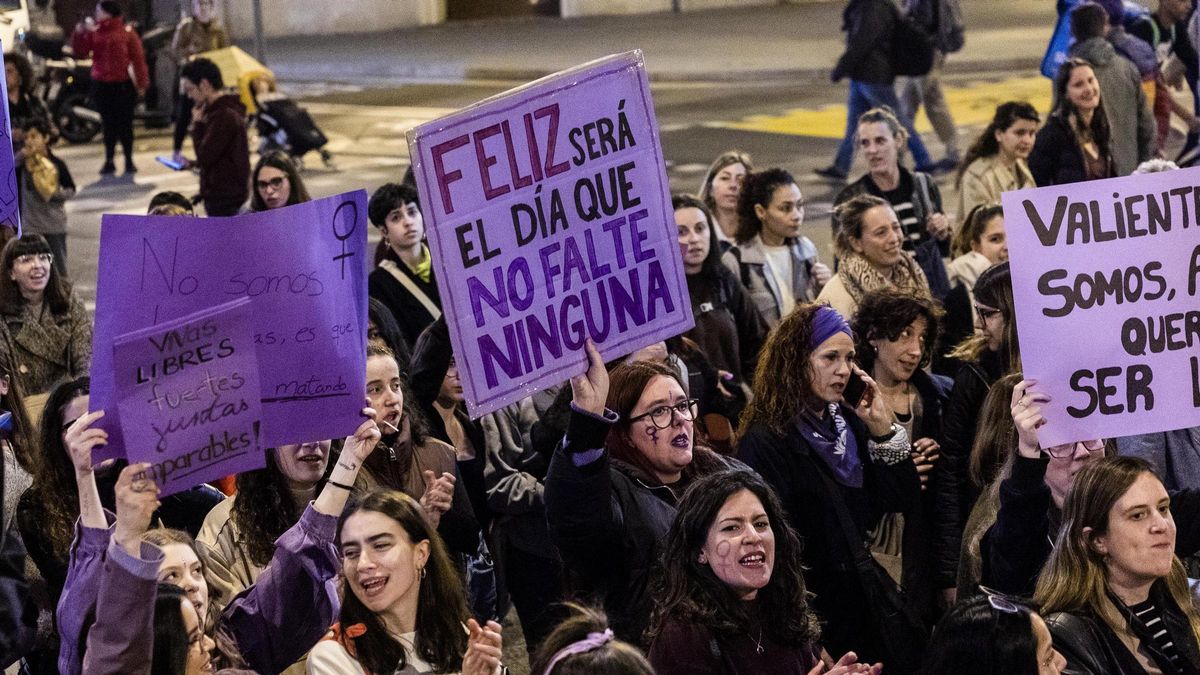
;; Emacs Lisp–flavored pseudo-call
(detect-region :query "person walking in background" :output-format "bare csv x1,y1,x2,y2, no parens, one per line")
818,0,936,181
1069,2,1156,176
170,0,229,162
899,0,966,173
71,1,148,176
179,57,250,217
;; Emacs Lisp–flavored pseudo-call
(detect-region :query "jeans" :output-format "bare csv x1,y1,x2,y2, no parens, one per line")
833,79,932,174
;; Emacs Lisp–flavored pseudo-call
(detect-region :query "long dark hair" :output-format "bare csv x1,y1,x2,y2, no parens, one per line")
249,151,311,212
0,234,72,315
740,304,828,435
152,583,190,675
734,168,798,244
851,288,943,374
923,594,1041,675
335,489,468,674
4,51,34,96
956,102,1040,186
231,444,332,567
648,469,821,648
672,193,723,280
1052,58,1112,161
27,377,90,558
0,363,36,473
949,261,1020,371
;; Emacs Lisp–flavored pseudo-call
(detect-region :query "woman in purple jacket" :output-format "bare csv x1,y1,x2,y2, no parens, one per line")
55,407,381,674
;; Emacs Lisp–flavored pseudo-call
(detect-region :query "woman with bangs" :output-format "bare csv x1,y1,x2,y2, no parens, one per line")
1038,457,1200,674
0,234,91,400
737,303,921,666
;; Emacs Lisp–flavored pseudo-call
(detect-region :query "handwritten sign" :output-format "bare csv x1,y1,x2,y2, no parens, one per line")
407,51,693,417
0,47,20,235
1002,168,1200,446
115,298,264,496
91,192,368,461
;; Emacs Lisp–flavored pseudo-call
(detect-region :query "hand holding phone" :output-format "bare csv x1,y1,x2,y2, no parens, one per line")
842,371,868,409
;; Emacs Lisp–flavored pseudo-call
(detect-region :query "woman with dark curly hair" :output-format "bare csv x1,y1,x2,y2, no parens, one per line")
248,150,312,212
737,303,921,667
5,51,53,157
721,168,831,327
649,469,880,674
197,438,335,626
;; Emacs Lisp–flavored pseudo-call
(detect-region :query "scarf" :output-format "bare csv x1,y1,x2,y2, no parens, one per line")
796,403,863,487
836,250,930,307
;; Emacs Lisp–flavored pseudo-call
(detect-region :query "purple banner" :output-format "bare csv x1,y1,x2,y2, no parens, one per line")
407,51,694,417
115,298,264,496
91,192,368,461
1002,167,1200,446
0,48,20,235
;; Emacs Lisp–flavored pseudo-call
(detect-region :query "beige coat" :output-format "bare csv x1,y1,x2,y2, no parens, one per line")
956,155,1035,225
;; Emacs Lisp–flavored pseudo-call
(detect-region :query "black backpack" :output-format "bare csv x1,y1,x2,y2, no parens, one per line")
891,1,936,76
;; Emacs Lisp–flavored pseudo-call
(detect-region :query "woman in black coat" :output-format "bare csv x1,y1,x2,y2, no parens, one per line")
737,303,921,667
1028,58,1115,186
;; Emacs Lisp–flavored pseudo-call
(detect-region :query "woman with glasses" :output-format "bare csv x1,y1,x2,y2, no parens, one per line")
545,340,736,644
931,261,1018,609
1037,457,1200,674
924,592,1065,674
0,234,91,400
976,379,1107,597
248,151,311,212
738,304,921,666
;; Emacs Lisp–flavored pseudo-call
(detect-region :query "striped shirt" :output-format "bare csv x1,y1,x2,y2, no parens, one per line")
1129,598,1184,673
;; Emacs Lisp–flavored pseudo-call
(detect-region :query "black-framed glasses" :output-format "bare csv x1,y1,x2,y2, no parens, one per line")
628,398,699,429
256,176,286,191
974,303,1001,324
1044,439,1105,459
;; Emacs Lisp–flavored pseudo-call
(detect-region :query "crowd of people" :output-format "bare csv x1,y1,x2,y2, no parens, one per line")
1,0,1200,674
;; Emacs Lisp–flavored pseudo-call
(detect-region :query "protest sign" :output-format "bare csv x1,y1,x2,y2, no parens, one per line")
0,47,20,235
1002,167,1200,446
407,51,694,417
91,192,368,461
114,298,264,496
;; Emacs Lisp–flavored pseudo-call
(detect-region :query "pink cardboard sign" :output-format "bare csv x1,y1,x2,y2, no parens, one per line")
407,51,694,417
1001,167,1200,446
114,298,265,496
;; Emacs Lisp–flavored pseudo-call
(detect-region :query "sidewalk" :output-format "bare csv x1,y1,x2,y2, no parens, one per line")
262,0,1056,85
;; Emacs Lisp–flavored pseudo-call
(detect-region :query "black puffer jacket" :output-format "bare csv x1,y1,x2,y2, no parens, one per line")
545,408,736,645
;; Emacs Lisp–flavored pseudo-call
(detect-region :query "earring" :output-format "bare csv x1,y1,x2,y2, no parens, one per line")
697,553,707,564
420,566,427,580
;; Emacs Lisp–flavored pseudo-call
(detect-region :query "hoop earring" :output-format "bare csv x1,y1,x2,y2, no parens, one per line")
420,566,427,580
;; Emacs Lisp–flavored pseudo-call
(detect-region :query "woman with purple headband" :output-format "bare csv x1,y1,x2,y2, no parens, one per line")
530,604,653,675
737,304,922,670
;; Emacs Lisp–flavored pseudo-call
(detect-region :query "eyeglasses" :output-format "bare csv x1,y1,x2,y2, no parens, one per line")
1044,439,1105,459
256,176,286,191
979,585,1023,614
974,303,1002,323
14,253,52,266
628,398,699,429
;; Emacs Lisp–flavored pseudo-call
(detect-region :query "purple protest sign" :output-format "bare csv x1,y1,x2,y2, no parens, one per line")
91,192,368,461
0,48,20,234
114,298,264,496
408,51,694,417
1002,167,1200,446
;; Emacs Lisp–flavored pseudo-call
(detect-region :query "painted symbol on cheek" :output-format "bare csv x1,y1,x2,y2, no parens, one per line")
645,426,659,442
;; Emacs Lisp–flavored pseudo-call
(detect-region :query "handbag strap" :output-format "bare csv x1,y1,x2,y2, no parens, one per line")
812,458,877,569
378,258,442,321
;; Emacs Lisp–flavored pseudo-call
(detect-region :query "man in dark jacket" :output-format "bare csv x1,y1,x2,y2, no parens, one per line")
817,0,936,180
180,57,250,217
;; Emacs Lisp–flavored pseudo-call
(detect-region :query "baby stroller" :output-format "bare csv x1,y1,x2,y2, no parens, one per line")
252,77,334,168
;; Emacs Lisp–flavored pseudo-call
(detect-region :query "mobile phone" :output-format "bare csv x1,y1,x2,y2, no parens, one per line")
156,155,187,171
843,371,868,408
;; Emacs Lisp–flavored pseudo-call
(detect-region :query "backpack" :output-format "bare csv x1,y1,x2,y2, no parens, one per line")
936,0,965,53
891,0,937,76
